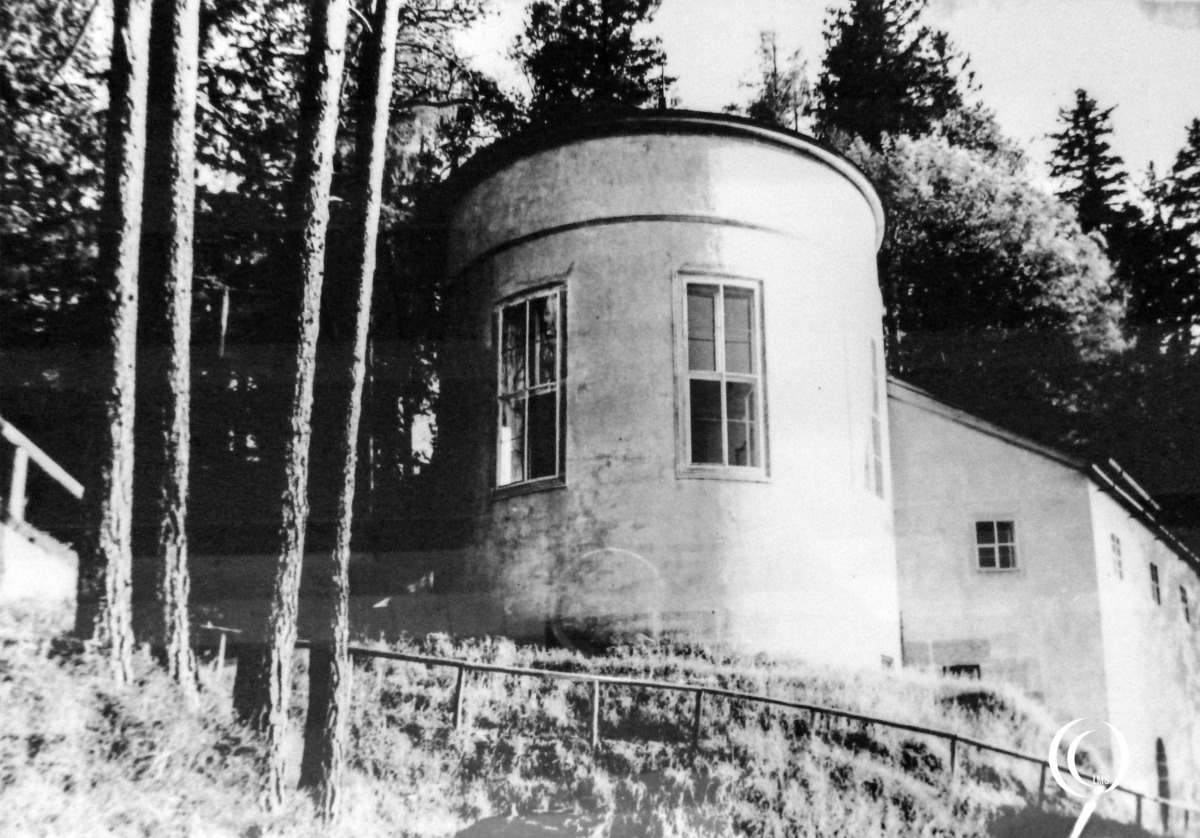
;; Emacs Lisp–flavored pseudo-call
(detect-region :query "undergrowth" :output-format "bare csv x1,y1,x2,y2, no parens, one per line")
0,603,1123,836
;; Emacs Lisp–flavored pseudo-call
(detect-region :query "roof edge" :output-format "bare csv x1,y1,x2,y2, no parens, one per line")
442,109,887,252
885,377,1086,471
887,376,1200,571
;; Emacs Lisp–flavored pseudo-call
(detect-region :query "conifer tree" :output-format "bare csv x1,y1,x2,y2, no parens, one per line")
77,0,152,685
138,0,201,698
1165,119,1200,249
1049,89,1129,236
813,0,972,147
298,0,401,819
730,31,810,132
512,0,673,127
228,0,352,808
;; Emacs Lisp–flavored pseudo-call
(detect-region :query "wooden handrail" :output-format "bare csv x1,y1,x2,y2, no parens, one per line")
0,415,84,500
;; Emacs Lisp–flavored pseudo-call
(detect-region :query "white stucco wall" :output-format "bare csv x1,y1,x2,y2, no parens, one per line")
1091,486,1200,819
889,382,1109,722
441,116,899,669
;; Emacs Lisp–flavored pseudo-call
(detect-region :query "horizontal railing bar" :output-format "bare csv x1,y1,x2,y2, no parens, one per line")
0,416,84,499
297,640,1200,815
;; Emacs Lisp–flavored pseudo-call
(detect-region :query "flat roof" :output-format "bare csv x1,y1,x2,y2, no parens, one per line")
441,109,887,252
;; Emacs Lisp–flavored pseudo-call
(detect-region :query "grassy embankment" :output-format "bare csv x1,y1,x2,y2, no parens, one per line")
0,602,1142,836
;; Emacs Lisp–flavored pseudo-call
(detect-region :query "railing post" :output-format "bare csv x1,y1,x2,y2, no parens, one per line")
949,735,958,780
216,630,227,675
590,679,601,749
692,690,704,749
451,665,466,729
8,447,29,522
1037,763,1047,809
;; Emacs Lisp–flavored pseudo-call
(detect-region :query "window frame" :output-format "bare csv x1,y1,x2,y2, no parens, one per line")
1151,563,1162,605
866,337,886,499
1111,533,1123,580
673,271,769,481
492,283,567,495
1181,586,1190,624
973,518,1019,572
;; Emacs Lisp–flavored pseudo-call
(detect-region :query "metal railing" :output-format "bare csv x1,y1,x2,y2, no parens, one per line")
283,639,1200,833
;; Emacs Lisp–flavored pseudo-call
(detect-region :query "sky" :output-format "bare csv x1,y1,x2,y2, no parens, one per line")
455,0,1200,185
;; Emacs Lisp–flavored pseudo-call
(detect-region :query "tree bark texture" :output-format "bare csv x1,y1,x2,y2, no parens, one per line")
138,0,201,698
297,0,402,819
229,0,353,809
76,0,152,685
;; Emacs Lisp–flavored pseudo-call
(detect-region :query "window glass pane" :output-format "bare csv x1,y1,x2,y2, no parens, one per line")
527,390,557,479
690,379,723,464
996,521,1014,544
498,397,525,485
530,294,557,385
998,545,1015,568
975,521,996,545
501,303,527,394
726,381,757,466
978,546,996,568
724,288,754,374
687,285,716,371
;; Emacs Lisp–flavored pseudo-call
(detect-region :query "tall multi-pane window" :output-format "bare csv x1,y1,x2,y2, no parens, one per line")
1112,534,1123,579
1151,563,1162,605
1182,587,1191,624
685,282,763,469
976,520,1017,570
496,287,564,487
866,339,884,498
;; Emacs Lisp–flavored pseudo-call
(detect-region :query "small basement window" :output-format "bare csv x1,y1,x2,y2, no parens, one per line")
496,286,565,488
976,520,1017,570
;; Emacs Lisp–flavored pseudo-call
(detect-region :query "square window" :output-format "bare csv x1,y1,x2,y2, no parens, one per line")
976,520,1017,570
496,288,564,487
682,281,765,471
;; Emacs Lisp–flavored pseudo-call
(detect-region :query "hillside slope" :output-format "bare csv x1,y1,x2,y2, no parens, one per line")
0,603,1146,836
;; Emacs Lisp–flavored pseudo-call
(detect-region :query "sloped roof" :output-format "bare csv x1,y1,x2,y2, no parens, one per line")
887,376,1200,571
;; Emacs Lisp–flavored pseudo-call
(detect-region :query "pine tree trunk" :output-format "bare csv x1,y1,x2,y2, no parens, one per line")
298,0,401,818
225,0,352,808
75,0,152,685
138,0,201,698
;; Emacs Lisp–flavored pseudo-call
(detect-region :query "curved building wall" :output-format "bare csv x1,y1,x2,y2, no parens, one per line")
441,116,898,669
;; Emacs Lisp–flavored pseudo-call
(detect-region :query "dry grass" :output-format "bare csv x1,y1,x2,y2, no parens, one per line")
0,603,1119,836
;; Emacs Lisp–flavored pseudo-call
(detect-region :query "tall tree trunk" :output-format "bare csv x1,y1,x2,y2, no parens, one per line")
298,0,401,818
75,0,152,685
138,0,201,697
228,0,352,809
